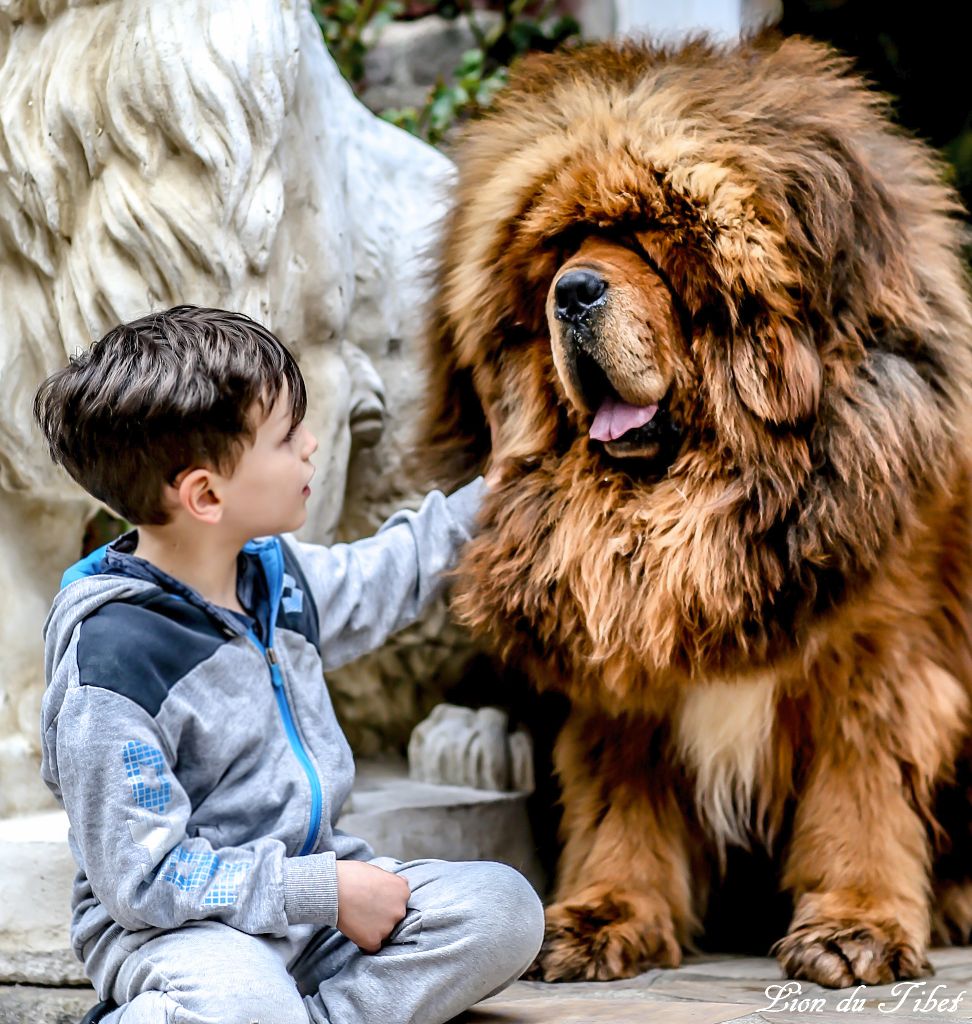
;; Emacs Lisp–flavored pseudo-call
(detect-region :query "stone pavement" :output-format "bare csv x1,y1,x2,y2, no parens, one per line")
4,947,972,1023
461,948,972,1022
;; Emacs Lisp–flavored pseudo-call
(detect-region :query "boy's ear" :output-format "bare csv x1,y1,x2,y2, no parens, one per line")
174,468,223,524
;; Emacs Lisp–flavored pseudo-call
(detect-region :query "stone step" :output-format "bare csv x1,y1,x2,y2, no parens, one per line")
342,758,542,890
0,812,76,958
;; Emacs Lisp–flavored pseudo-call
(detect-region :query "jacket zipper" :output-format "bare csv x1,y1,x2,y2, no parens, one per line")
263,645,323,857
247,538,324,858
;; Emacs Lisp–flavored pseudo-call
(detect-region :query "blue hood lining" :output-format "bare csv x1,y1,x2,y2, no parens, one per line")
60,533,285,643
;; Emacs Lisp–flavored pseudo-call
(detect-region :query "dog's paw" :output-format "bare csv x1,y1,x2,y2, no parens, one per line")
773,920,932,988
525,892,681,982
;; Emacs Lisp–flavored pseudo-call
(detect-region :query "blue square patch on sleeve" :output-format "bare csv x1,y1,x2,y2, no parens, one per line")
160,846,249,906
122,740,172,814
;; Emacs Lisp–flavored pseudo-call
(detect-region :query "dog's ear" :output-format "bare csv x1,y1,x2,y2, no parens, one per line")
474,343,561,467
731,316,822,426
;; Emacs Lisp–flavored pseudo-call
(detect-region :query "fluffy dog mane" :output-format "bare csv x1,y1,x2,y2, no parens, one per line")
424,34,972,694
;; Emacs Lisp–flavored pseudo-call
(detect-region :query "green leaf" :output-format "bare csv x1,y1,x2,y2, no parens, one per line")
456,48,485,76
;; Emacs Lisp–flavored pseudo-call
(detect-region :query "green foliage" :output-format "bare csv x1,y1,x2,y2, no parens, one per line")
385,4,578,146
313,1,405,86
313,1,579,147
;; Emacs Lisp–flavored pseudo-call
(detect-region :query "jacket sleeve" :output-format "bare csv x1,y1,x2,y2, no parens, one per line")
52,683,339,935
286,476,487,672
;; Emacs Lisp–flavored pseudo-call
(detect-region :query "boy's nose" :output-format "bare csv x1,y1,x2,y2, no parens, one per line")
303,427,319,459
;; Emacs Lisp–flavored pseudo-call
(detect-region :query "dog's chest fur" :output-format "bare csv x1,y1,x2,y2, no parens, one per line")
674,675,777,847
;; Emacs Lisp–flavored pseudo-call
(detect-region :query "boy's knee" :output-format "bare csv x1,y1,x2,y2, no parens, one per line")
114,922,309,1024
107,987,308,1024
116,961,308,1024
184,980,308,1024
464,862,545,974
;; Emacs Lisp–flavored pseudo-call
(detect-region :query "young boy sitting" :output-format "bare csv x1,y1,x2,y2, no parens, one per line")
34,305,544,1024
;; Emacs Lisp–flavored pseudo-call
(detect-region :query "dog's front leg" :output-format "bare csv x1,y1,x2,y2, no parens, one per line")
775,735,935,987
529,711,699,981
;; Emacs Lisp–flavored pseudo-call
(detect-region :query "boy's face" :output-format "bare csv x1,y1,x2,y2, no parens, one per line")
216,384,318,539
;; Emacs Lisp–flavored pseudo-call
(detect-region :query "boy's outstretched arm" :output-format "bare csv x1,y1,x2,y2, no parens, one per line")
285,475,489,672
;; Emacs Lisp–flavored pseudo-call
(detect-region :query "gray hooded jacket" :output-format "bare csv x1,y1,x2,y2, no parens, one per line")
40,478,486,963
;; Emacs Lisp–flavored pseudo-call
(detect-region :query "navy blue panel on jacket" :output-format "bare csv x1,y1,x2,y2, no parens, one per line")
277,542,320,648
77,591,227,717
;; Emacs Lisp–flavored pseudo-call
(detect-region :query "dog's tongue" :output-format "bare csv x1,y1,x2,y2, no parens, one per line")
590,396,659,442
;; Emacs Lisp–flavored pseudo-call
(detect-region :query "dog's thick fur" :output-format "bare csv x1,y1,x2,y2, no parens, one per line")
421,34,972,987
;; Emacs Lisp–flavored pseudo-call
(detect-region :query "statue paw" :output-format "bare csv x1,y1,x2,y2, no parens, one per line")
408,703,532,792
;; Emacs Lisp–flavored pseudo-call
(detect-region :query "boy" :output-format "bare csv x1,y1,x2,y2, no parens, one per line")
34,306,544,1024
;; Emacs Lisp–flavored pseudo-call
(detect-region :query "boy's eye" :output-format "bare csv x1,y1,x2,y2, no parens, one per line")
283,425,298,443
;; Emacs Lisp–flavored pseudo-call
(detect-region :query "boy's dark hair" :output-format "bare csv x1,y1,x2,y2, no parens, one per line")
33,305,307,525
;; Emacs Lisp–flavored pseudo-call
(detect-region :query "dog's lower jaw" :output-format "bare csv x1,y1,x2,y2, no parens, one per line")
603,438,662,460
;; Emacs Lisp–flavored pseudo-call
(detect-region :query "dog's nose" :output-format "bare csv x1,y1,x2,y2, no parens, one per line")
554,270,607,323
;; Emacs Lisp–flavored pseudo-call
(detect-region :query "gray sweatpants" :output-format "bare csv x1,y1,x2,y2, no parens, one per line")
98,858,544,1024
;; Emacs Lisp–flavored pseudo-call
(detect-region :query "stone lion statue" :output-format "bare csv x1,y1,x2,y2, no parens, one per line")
0,0,467,816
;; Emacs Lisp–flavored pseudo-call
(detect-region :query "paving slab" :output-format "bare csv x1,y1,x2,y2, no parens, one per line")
6,949,972,1023
460,950,972,1024
461,993,762,1023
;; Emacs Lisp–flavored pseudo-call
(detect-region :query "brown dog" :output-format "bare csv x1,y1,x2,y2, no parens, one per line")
420,34,972,987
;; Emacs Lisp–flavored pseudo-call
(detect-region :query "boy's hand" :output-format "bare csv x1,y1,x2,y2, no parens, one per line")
335,860,410,953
